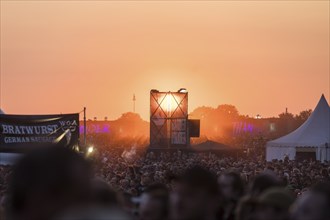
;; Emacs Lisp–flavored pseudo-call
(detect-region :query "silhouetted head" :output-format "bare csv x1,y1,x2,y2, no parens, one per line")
91,178,118,207
139,183,169,220
249,173,283,197
170,166,219,220
57,207,132,220
218,171,244,202
291,182,330,220
235,195,257,220
254,187,295,220
6,146,92,220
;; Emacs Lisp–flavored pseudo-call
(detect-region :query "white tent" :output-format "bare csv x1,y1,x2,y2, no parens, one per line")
0,109,4,114
266,95,330,162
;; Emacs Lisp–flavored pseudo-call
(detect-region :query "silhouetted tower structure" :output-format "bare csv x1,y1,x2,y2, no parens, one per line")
150,89,188,149
149,88,200,150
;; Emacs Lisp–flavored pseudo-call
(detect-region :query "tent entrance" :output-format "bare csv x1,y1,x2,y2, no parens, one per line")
296,147,316,161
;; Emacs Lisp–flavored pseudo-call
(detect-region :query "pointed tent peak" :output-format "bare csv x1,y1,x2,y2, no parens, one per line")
316,94,330,110
320,94,329,103
308,94,330,124
267,94,329,148
0,109,5,114
320,93,326,101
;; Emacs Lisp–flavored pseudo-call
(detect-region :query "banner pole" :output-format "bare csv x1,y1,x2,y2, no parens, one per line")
84,107,86,150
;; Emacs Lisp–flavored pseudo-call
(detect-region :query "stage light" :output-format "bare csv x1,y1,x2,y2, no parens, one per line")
74,145,80,152
88,146,94,154
178,88,187,93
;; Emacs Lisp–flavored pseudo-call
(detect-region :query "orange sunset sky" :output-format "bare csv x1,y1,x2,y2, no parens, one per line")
0,1,329,121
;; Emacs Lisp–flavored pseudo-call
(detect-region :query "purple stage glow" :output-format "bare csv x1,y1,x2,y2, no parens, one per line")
80,124,110,134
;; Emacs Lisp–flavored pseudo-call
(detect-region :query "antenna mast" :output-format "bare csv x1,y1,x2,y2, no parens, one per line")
133,94,136,113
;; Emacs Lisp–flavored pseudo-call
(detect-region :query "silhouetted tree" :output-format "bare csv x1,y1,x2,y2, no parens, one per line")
190,106,214,119
216,104,239,119
295,109,312,123
278,112,294,120
190,105,240,142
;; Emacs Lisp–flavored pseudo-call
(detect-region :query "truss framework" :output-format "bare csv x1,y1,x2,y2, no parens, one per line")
150,91,188,148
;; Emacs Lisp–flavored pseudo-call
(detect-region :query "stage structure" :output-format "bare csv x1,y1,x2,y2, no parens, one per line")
150,88,199,149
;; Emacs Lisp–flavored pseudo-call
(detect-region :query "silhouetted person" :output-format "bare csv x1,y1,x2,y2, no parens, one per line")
291,182,330,220
249,173,283,197
254,187,294,220
6,146,92,220
57,206,132,220
170,166,219,220
91,178,118,207
235,196,257,220
218,172,244,220
139,183,169,220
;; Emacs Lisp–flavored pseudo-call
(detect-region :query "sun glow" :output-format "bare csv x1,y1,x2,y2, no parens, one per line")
162,93,180,116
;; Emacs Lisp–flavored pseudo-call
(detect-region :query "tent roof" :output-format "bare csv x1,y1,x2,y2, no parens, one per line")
191,140,231,151
0,109,4,114
268,95,330,147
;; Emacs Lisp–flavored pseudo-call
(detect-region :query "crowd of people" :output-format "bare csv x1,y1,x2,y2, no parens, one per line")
0,144,330,220
92,147,329,195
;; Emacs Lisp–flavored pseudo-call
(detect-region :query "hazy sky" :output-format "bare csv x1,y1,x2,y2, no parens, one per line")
1,1,329,120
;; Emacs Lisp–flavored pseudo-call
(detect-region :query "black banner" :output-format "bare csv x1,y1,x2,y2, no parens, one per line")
0,114,79,152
